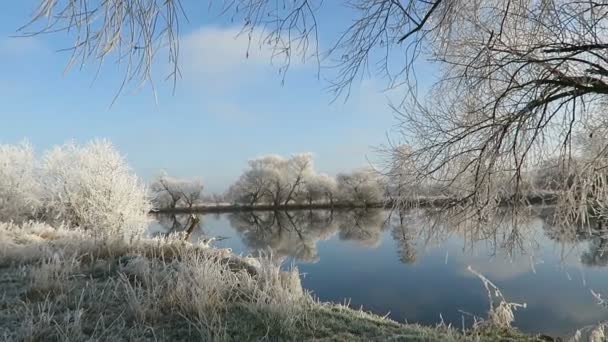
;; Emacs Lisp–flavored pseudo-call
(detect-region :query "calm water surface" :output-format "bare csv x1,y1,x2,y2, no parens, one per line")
149,208,608,337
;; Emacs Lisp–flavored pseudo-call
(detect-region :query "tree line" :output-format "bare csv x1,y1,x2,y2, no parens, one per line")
150,153,385,210
151,146,608,211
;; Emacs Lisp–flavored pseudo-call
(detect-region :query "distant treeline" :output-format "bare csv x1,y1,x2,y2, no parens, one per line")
151,154,386,211
150,153,572,213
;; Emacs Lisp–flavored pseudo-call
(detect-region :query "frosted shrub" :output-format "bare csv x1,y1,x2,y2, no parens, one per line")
41,140,150,238
0,142,41,223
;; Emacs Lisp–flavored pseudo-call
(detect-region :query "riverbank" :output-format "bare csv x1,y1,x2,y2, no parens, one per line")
153,193,558,214
0,222,548,341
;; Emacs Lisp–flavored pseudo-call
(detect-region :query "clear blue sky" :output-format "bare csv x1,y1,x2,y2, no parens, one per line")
0,2,405,193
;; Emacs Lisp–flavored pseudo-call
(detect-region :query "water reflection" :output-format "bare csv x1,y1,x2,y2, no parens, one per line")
227,209,387,262
388,213,417,264
156,212,202,235
581,233,608,267
153,207,608,268
150,207,608,336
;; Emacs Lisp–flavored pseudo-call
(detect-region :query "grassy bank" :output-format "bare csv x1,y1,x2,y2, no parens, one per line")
0,222,546,341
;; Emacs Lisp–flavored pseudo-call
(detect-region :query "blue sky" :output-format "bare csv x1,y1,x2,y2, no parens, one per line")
0,2,403,193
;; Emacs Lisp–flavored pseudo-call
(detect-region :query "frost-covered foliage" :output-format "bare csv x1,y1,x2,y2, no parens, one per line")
300,173,338,205
382,145,420,202
227,154,316,205
336,169,384,204
150,171,204,209
0,140,150,238
528,122,608,226
227,154,386,206
0,142,41,223
533,157,579,192
40,140,149,238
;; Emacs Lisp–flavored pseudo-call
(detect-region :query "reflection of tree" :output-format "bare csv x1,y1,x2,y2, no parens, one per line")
395,207,539,258
539,208,608,267
581,225,608,267
227,209,387,262
228,210,337,263
388,211,417,264
151,206,608,268
524,208,608,267
539,207,590,244
334,209,387,248
154,213,204,240
225,207,547,265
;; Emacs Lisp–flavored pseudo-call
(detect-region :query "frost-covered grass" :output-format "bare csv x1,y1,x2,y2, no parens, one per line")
0,221,544,342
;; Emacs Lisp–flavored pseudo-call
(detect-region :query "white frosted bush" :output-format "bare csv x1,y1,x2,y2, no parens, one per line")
0,142,41,223
40,140,150,238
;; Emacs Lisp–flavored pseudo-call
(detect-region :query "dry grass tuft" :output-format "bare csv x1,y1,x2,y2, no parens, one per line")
468,266,527,329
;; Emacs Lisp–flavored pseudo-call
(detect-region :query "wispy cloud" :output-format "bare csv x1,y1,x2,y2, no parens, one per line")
180,26,283,75
0,37,45,57
175,25,314,119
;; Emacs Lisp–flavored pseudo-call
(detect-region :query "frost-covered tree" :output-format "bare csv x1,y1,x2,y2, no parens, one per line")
40,140,150,238
528,121,608,225
284,154,315,204
301,173,337,205
228,155,386,206
383,144,427,203
228,154,314,206
226,167,271,205
336,169,384,205
534,158,579,193
249,155,292,206
210,193,225,206
0,142,41,223
150,172,204,209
